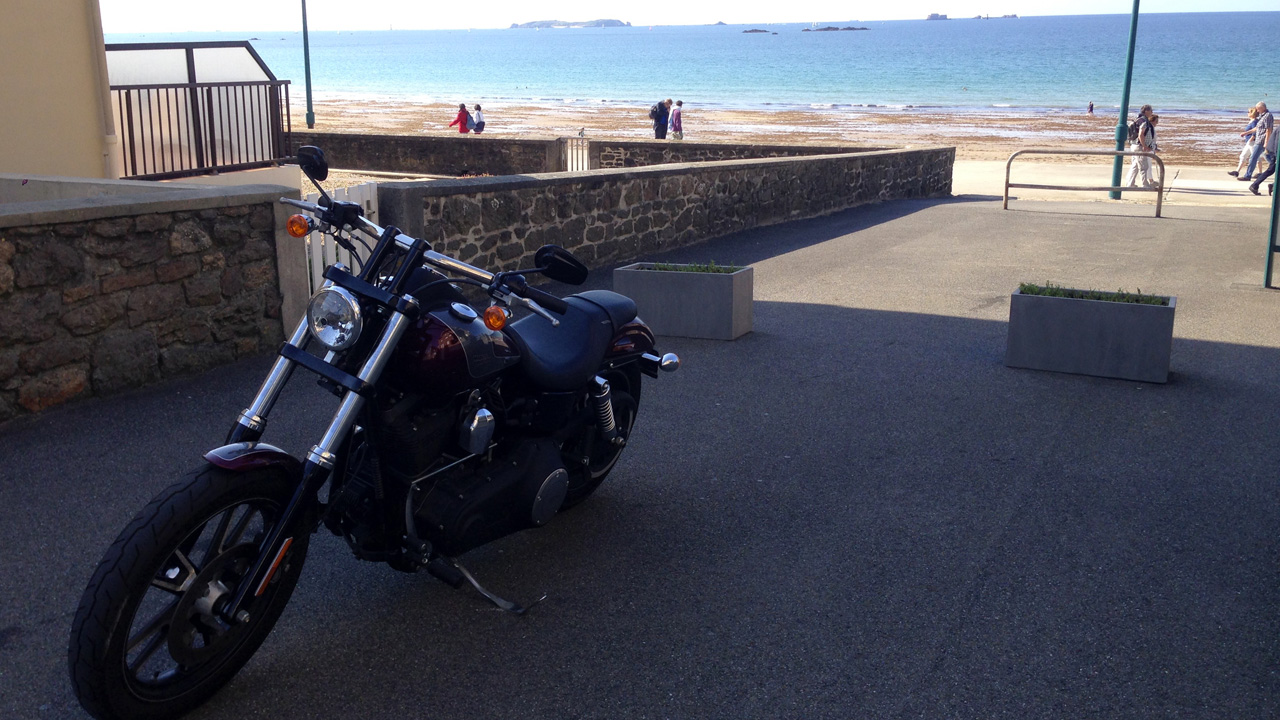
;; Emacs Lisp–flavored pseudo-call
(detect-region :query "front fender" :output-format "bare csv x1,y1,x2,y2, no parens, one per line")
204,442,302,475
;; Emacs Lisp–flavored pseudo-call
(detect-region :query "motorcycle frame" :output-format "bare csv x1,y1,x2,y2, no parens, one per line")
209,212,496,622
202,208,666,625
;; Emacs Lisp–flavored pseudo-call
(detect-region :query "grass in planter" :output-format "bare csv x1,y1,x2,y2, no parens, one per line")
1018,282,1170,306
646,261,743,273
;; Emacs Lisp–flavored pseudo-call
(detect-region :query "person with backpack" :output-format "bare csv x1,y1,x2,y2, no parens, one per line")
1124,105,1157,188
472,104,485,133
651,99,672,139
448,103,472,134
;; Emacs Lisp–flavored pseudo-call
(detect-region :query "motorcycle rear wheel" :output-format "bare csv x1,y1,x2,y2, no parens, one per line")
560,367,641,509
69,464,309,720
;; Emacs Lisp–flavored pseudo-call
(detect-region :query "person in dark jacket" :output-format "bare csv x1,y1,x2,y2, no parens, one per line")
654,99,671,139
448,103,471,134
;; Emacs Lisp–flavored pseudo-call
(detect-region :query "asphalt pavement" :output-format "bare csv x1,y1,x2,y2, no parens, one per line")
3,194,1279,719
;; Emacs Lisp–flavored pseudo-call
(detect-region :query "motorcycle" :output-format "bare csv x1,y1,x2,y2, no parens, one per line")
67,146,679,720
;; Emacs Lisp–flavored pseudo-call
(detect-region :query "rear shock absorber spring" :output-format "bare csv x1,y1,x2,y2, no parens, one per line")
590,376,618,443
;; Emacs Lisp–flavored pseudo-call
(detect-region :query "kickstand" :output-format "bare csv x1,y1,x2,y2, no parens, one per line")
449,559,546,616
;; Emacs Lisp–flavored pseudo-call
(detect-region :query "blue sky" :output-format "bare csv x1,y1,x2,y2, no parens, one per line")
98,1,1277,33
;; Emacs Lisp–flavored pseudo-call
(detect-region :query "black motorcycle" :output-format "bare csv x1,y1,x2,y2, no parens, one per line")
68,146,679,720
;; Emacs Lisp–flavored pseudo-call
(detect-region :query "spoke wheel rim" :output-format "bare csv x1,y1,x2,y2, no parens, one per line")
120,497,280,699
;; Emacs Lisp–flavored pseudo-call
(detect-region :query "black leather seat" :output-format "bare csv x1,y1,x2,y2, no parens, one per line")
505,291,637,391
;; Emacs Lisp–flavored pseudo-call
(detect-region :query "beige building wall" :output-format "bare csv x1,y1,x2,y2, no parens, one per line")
0,0,117,178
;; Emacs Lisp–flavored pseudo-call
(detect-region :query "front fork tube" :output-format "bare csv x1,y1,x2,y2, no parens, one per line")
223,304,417,622
227,275,340,443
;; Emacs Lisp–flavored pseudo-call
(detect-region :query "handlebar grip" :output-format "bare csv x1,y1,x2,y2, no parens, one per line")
523,286,569,315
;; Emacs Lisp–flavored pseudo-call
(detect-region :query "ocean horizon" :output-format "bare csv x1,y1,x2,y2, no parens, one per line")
106,12,1280,117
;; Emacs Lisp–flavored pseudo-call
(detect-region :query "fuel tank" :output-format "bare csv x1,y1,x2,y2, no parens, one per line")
384,303,520,397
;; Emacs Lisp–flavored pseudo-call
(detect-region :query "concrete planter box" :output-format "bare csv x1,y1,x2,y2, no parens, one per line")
1005,288,1176,383
613,263,753,340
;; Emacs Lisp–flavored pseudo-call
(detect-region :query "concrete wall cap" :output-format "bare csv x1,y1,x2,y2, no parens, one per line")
0,183,299,228
377,147,956,197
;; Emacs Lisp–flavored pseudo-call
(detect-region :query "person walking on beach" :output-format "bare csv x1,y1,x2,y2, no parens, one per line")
448,103,472,134
1239,102,1269,180
1248,102,1275,196
670,100,684,140
472,104,486,133
1228,107,1260,178
1125,107,1158,188
652,99,671,139
1086,101,1094,116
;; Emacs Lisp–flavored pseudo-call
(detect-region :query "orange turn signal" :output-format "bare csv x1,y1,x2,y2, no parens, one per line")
286,214,311,238
483,305,508,331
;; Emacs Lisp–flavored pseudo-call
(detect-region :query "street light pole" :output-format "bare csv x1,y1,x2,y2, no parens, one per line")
302,0,315,129
1110,0,1141,200
1265,167,1278,288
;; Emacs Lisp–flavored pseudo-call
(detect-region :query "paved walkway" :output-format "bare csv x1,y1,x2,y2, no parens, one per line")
956,158,1277,208
2,192,1278,719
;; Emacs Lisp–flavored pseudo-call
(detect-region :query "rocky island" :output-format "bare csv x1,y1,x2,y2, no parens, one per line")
510,19,630,29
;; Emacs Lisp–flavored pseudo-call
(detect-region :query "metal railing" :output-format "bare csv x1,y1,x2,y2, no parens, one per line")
563,137,591,172
111,80,292,180
1004,149,1166,217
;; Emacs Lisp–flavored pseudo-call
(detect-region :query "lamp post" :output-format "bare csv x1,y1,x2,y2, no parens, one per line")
1266,164,1278,288
1109,0,1141,200
302,0,315,129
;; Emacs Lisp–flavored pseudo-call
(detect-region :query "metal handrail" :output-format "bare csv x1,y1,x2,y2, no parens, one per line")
109,79,292,180
1004,148,1166,217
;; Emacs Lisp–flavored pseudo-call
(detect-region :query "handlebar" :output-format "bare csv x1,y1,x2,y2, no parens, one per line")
520,285,569,315
280,196,568,324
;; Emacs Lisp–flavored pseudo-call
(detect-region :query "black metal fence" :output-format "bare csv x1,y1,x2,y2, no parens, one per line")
111,80,291,180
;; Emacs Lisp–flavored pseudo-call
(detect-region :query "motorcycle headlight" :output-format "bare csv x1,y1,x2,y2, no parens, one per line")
307,287,362,351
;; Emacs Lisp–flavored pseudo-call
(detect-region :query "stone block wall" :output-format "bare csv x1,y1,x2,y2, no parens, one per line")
0,189,294,421
291,132,560,177
290,132,891,177
592,141,890,169
379,147,954,274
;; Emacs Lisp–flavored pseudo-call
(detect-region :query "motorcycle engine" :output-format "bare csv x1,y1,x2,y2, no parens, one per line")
413,438,568,557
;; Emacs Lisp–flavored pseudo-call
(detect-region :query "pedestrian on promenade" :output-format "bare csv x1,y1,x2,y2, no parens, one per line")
1125,109,1158,188
1228,107,1260,177
1248,102,1275,196
472,104,486,133
670,100,684,140
1239,102,1269,180
652,99,671,139
448,103,472,134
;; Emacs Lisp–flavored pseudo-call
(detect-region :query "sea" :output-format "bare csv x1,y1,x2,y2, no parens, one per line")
106,12,1279,117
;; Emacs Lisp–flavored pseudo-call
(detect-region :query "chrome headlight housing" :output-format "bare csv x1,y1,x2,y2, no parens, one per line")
306,287,362,351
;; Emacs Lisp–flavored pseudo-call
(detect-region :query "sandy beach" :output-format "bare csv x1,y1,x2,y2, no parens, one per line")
292,98,1253,168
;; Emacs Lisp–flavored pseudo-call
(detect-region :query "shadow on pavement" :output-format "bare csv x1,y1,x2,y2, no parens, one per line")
3,296,1278,719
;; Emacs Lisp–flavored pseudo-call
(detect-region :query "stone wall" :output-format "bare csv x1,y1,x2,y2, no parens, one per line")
378,147,954,274
0,183,301,421
291,132,561,177
290,132,892,177
592,141,889,169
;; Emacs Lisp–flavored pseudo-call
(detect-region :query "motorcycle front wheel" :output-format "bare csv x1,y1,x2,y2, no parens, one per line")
69,465,310,720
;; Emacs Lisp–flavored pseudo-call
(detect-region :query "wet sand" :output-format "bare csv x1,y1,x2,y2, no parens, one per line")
292,98,1250,168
